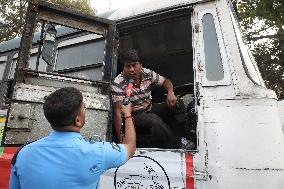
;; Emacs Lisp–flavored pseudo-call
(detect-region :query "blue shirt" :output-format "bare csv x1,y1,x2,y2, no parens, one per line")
9,131,128,189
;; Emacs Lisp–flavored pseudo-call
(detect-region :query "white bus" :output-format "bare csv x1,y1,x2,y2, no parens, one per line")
0,0,283,188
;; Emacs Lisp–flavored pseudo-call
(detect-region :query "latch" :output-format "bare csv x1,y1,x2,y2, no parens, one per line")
193,170,208,180
17,114,37,121
198,60,204,71
194,24,200,33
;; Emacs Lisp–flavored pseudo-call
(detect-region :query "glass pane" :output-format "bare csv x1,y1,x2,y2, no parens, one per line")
29,54,47,72
42,40,55,64
202,13,224,81
0,62,6,80
55,40,105,70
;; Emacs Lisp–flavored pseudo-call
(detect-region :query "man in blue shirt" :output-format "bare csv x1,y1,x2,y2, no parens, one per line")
9,87,136,189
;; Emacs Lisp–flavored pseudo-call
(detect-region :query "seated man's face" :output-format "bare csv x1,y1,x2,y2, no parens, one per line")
123,62,142,80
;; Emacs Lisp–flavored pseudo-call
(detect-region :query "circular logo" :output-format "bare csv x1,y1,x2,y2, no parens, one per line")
114,155,170,189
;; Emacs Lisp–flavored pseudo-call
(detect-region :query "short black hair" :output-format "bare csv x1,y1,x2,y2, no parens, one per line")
120,48,140,64
43,87,83,128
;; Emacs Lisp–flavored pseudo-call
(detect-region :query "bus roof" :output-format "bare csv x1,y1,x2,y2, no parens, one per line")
107,0,201,20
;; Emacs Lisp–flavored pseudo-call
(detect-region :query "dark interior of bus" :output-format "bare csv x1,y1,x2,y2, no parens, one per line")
116,13,197,150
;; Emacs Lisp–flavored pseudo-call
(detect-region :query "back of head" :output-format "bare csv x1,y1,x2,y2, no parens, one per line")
120,48,140,64
43,87,83,128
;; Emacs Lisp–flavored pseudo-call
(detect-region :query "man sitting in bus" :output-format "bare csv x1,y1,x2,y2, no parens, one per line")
111,48,177,148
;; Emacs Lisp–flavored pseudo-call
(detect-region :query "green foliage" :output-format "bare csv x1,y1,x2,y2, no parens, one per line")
47,0,96,15
0,0,96,43
0,0,28,43
237,0,284,97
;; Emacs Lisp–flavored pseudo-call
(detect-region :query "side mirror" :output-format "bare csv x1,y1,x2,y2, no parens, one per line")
42,23,57,65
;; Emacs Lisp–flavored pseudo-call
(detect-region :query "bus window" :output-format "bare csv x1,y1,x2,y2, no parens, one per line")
55,40,104,70
0,56,7,80
29,54,47,72
202,13,224,81
53,29,106,81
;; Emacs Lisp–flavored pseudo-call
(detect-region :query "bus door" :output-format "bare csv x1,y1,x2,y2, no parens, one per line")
2,0,117,146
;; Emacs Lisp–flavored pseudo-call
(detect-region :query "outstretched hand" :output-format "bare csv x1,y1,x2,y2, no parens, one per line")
121,102,132,117
166,91,177,108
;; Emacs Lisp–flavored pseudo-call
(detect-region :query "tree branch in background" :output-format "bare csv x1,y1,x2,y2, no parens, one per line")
237,0,284,97
248,34,278,41
0,0,96,43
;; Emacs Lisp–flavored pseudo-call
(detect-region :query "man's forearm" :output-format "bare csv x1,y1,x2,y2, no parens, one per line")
163,79,174,93
163,79,177,107
114,113,122,141
123,116,136,159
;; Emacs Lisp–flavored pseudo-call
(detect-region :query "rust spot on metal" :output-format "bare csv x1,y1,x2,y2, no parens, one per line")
31,0,38,12
194,23,200,33
236,167,284,171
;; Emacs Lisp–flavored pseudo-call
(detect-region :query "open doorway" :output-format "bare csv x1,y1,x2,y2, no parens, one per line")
116,8,197,150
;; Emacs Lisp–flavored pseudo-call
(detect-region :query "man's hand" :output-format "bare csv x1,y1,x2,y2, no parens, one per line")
121,103,132,117
166,91,177,108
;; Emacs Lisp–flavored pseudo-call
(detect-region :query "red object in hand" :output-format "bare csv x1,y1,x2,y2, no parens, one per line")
123,79,134,105
125,82,133,97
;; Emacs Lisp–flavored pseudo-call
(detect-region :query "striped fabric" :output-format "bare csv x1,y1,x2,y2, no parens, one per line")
111,68,165,112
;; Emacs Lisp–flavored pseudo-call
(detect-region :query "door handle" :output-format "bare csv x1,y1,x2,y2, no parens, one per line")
17,114,37,121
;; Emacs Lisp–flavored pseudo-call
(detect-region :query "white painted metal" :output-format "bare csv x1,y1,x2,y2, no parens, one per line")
100,150,188,188
107,0,213,20
12,83,109,110
279,100,284,133
200,98,284,189
193,1,284,189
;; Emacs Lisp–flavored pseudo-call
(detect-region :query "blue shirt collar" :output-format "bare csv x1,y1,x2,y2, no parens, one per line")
49,130,83,139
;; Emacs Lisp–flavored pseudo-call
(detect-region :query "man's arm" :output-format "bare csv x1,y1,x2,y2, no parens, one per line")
121,103,136,160
162,79,177,107
101,102,135,170
114,101,123,142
